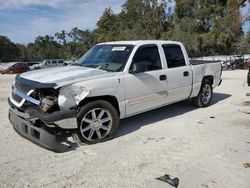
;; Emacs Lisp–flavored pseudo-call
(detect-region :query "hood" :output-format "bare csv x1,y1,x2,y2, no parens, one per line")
19,65,115,88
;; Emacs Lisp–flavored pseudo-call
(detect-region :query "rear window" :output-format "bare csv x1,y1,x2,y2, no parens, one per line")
14,63,22,67
162,44,186,68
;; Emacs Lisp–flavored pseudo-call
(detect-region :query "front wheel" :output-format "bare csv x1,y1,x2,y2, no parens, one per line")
192,80,213,107
74,100,119,144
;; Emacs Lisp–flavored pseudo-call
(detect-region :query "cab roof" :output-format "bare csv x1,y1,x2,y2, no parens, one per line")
98,40,182,46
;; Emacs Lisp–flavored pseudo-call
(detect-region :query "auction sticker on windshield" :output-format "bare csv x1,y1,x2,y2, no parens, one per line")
112,47,126,51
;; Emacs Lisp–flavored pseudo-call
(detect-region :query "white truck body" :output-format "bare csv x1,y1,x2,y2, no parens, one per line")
8,40,222,151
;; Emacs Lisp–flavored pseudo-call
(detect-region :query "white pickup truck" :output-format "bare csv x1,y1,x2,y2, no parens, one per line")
8,40,222,152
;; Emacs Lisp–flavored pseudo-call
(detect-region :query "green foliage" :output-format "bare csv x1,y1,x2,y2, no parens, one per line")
0,36,20,62
24,28,97,62
165,0,247,57
16,43,28,62
97,0,169,41
237,31,250,54
96,8,120,42
0,0,249,62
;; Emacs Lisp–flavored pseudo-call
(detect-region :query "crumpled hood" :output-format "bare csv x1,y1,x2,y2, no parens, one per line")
19,65,114,88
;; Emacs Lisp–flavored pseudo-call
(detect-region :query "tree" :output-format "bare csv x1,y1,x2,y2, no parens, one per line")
96,8,120,42
166,0,201,56
97,0,170,41
166,0,246,57
67,27,97,59
16,43,28,62
1,0,249,62
0,36,20,62
26,35,61,61
237,31,250,54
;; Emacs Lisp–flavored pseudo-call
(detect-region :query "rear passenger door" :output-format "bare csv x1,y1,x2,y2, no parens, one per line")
58,60,64,66
162,44,192,102
51,60,58,67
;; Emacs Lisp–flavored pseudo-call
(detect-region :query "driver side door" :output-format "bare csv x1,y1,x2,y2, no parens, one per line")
124,45,168,116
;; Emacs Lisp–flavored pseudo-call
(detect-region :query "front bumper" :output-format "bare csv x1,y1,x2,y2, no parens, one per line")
8,98,77,129
9,108,74,152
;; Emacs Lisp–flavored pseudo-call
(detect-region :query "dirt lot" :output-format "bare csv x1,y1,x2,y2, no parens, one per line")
0,70,250,188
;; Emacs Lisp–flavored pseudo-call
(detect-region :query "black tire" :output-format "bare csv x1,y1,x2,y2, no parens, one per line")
75,100,119,144
192,80,213,108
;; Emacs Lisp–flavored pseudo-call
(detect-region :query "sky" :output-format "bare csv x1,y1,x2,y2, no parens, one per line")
0,0,249,44
0,0,126,44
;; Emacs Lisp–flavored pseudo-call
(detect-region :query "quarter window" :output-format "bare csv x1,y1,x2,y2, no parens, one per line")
132,45,162,71
162,45,186,68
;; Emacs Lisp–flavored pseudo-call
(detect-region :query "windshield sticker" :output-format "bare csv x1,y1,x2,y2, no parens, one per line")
112,47,126,51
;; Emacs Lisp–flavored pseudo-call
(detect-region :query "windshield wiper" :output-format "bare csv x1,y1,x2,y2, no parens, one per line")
71,63,83,67
72,64,98,68
72,63,113,72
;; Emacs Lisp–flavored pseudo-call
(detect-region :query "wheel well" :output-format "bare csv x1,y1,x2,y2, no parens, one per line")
203,75,214,85
78,95,120,116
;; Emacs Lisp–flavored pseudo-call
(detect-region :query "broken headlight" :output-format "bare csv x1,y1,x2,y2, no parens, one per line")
31,88,59,113
40,97,57,112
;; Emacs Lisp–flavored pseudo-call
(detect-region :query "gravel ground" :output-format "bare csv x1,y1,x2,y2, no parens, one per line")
0,70,250,188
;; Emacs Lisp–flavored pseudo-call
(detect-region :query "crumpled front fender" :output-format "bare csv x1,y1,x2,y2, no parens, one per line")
58,85,90,111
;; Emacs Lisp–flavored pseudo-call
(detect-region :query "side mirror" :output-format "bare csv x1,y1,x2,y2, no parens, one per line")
129,62,147,74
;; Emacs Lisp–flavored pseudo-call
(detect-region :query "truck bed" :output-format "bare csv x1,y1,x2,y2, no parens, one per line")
190,59,221,65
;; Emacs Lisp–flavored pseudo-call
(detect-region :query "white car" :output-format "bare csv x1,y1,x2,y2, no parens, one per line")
31,59,66,70
8,40,222,152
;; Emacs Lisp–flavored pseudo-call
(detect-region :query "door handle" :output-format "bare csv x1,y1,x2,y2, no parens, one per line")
159,75,167,81
183,71,189,77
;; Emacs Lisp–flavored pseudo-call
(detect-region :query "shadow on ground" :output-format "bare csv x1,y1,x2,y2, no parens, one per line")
116,92,231,138
19,92,231,153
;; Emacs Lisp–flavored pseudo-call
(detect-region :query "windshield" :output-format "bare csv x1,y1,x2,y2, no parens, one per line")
75,44,134,72
0,63,16,68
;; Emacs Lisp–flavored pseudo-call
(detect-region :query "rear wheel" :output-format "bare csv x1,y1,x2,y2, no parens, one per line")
74,100,119,144
9,70,14,74
192,80,213,107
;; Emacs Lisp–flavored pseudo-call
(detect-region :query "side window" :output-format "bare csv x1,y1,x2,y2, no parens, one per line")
44,61,50,65
132,45,162,71
52,60,57,64
162,45,186,68
58,60,64,64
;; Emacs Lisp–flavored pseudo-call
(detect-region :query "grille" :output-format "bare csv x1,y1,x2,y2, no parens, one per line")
12,90,23,103
10,81,35,107
14,81,33,94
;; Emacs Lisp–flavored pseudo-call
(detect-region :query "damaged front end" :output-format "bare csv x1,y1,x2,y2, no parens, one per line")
8,75,87,152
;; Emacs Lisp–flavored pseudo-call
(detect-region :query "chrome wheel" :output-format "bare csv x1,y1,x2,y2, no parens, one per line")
201,84,212,105
80,108,112,141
